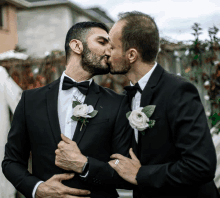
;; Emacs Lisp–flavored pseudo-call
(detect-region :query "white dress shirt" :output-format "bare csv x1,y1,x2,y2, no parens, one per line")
58,72,92,139
32,71,92,198
131,62,157,143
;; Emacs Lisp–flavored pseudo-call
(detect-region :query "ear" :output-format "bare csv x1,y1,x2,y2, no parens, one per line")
126,48,138,64
69,39,83,55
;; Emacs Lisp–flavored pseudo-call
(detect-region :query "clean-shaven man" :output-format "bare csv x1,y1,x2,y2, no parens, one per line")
107,11,220,198
2,22,132,198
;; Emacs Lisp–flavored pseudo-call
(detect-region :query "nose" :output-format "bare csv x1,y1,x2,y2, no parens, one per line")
105,44,111,57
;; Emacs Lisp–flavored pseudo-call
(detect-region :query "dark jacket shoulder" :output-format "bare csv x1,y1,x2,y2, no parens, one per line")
99,85,127,100
161,70,198,93
23,78,60,97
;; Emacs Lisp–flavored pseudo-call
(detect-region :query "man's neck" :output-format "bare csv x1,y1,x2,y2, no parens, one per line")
65,59,93,82
125,61,155,85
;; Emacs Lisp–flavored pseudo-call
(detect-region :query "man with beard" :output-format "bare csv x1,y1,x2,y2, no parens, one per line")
2,22,132,198
107,11,220,198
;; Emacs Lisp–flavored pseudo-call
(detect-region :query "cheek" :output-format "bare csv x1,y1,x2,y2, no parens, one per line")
89,44,104,55
111,52,122,64
112,56,120,62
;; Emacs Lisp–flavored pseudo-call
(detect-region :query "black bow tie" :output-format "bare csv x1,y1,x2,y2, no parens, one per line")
124,83,142,104
62,76,90,95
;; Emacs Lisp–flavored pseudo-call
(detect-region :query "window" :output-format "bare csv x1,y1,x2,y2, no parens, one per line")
0,6,3,28
0,5,8,30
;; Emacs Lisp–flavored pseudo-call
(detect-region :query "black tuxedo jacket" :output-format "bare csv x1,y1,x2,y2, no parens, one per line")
2,78,133,198
131,64,220,198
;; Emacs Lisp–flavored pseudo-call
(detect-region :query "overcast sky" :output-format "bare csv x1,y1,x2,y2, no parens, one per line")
71,0,220,43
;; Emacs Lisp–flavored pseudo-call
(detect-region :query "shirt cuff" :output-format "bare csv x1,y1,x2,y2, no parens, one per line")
80,170,89,178
32,181,44,198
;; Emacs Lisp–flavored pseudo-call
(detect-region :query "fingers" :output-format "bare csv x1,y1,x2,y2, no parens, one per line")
108,160,119,171
61,133,72,144
54,173,75,181
58,141,65,148
66,196,90,198
65,187,91,196
55,157,60,168
129,148,139,161
55,149,59,155
110,153,125,160
108,160,115,168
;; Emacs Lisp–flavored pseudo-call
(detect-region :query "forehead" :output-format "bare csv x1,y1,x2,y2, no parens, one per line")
87,27,109,40
109,20,126,42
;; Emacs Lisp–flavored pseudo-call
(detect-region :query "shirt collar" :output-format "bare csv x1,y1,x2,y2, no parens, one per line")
60,71,93,86
130,62,157,90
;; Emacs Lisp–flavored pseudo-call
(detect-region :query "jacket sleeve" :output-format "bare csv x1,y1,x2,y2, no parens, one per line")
2,91,41,198
136,81,217,191
83,95,134,189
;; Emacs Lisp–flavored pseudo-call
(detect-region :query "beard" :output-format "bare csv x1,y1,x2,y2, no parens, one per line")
109,55,131,75
81,43,110,75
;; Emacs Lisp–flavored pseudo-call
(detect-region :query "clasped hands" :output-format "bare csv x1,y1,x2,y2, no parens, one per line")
38,134,141,198
36,134,89,198
55,134,141,185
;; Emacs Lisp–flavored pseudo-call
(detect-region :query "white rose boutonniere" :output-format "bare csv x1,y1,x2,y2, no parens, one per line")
126,105,156,135
71,101,98,131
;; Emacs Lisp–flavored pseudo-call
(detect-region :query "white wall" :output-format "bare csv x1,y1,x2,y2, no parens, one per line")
17,5,111,58
17,5,76,57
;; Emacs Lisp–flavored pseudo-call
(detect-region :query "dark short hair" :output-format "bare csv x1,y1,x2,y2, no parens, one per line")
118,11,160,63
65,21,109,62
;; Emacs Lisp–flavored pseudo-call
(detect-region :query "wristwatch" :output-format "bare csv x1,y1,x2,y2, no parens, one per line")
81,157,89,175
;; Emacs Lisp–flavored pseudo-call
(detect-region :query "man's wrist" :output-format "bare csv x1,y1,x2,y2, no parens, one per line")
134,177,138,185
135,166,142,185
33,181,44,198
80,156,89,174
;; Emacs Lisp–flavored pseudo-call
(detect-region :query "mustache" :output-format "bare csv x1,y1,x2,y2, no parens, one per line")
101,55,109,60
101,55,111,65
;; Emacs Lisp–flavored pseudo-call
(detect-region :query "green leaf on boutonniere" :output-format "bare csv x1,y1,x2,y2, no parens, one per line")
88,110,98,118
72,101,81,108
71,116,80,121
78,117,89,124
148,120,156,128
142,105,156,118
140,131,145,135
80,118,89,131
126,111,131,119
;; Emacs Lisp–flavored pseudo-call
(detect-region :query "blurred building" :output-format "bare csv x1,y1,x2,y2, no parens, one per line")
16,0,114,57
0,0,27,53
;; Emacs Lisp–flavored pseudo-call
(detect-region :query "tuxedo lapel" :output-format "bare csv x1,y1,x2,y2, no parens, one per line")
132,133,138,156
139,84,153,149
46,77,62,145
140,64,164,107
138,64,164,156
73,80,101,145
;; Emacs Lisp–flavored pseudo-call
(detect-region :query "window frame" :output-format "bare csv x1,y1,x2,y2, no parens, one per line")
0,5,3,28
0,4,8,31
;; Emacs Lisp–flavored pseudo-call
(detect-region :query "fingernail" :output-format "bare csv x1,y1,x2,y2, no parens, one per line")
87,191,91,194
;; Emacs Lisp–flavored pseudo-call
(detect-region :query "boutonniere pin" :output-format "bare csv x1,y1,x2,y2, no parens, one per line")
126,105,156,135
71,101,98,131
